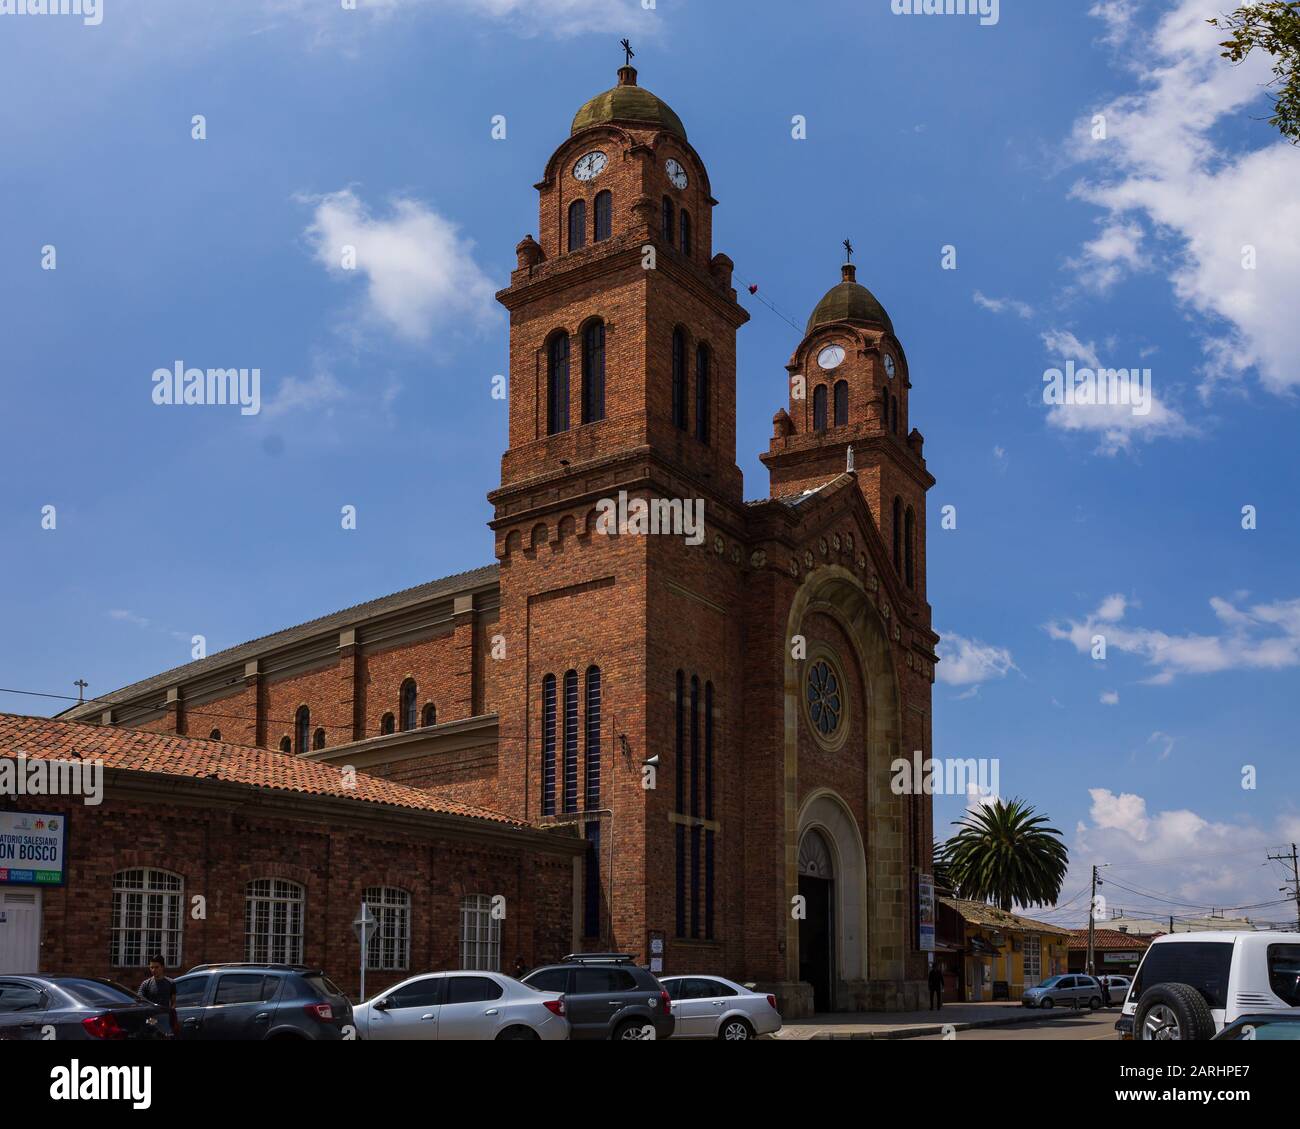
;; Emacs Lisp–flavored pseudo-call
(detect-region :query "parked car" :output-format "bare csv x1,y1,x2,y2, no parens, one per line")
0,975,172,1041
1213,1013,1300,1041
659,975,782,1040
1098,974,1132,1006
1021,974,1104,1010
353,971,568,1041
173,963,353,1040
521,953,674,1040
1116,931,1300,1041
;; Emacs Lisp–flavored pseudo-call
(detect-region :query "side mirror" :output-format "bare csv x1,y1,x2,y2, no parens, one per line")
373,998,389,1012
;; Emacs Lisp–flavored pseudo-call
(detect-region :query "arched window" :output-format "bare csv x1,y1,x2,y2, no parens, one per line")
689,674,700,938
541,674,557,816
111,868,183,968
567,198,586,252
594,190,612,242
891,394,899,435
674,669,686,938
313,728,326,750
704,679,715,941
834,380,849,427
585,666,601,809
400,679,418,732
662,196,675,246
813,384,828,432
547,332,570,436
892,496,903,573
279,736,292,753
582,320,605,424
295,706,310,754
380,713,395,736
422,703,437,727
905,506,916,589
245,878,304,964
562,669,579,814
680,209,691,256
671,328,688,430
209,729,221,741
694,344,710,444
363,886,410,972
882,387,891,431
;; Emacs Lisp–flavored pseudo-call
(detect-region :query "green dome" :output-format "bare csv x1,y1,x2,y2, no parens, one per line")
572,66,687,141
806,265,894,337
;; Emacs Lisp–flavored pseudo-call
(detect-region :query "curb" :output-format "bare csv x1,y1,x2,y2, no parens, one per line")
791,1007,1101,1041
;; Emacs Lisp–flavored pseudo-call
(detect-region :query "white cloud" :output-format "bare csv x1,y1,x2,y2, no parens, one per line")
973,291,1034,319
1043,329,1101,369
270,0,652,39
108,610,150,629
1088,0,1139,46
1066,219,1149,293
1073,0,1300,395
301,189,498,343
260,369,351,421
1047,592,1300,683
937,632,1017,687
1100,690,1120,705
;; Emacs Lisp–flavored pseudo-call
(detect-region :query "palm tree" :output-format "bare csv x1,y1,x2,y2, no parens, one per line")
939,798,1068,912
932,839,958,897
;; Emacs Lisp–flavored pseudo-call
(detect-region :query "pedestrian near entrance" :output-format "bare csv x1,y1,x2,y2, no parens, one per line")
928,964,944,1010
139,953,179,1036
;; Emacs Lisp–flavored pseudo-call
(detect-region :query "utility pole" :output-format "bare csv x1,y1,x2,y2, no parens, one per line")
1087,865,1101,977
1268,844,1300,932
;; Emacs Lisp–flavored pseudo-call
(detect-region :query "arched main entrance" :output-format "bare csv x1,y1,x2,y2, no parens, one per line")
798,829,835,1012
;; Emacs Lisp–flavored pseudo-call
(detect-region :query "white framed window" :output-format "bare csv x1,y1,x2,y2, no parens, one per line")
459,894,501,972
363,887,410,972
110,868,183,969
1023,935,1042,988
245,879,304,964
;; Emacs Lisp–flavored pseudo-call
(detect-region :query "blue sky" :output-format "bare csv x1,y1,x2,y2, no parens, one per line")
1,0,1297,926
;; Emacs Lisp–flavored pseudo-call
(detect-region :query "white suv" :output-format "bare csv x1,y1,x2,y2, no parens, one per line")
1117,931,1300,1041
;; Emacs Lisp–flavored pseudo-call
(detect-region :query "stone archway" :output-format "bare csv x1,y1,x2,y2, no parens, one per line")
797,792,868,1011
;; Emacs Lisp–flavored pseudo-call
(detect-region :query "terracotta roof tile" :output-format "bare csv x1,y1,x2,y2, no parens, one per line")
0,713,521,828
940,896,1073,936
1066,929,1159,950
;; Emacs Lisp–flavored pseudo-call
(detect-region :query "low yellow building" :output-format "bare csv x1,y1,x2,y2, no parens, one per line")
936,898,1072,1002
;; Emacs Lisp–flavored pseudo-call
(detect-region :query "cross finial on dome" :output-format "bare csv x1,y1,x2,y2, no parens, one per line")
621,38,635,66
843,237,854,263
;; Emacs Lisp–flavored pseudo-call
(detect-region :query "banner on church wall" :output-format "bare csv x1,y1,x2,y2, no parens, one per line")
0,811,67,887
918,873,935,952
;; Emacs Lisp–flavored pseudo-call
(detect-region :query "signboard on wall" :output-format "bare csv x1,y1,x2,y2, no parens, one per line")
0,811,66,887
917,873,935,952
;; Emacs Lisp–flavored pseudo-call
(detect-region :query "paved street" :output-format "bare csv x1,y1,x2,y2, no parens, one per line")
772,1001,1121,1041
915,1008,1119,1041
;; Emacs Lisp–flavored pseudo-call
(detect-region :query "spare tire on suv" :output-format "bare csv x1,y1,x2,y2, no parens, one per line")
1133,983,1217,1041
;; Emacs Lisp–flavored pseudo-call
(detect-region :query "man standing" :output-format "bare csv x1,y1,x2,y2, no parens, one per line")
928,962,944,1011
139,953,179,1036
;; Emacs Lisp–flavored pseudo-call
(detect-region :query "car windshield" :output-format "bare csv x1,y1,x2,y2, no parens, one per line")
1038,976,1065,988
57,979,141,1006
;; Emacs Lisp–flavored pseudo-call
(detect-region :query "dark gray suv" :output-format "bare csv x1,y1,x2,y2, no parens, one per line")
522,954,673,1040
173,963,353,1040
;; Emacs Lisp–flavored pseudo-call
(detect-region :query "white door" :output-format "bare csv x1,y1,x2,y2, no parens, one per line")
0,889,42,972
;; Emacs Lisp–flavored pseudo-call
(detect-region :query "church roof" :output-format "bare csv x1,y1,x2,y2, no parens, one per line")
572,65,687,141
806,263,894,337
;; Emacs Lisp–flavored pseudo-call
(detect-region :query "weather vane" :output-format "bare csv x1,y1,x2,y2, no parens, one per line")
843,238,854,263
621,38,635,66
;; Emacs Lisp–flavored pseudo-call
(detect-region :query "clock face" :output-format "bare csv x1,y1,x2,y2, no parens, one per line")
883,354,896,378
665,158,688,190
573,151,607,182
817,345,846,371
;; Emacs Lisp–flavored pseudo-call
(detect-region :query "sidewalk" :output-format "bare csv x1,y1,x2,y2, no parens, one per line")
771,1000,1081,1040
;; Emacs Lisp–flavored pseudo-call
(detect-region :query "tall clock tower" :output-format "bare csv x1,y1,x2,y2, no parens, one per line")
487,65,750,959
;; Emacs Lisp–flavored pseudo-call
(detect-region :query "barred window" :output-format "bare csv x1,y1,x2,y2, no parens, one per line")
662,196,674,246
594,190,612,242
567,198,586,252
400,679,418,731
547,332,570,436
562,669,579,814
671,328,688,430
834,380,848,427
541,673,557,816
295,705,310,754
813,384,828,432
582,320,606,424
584,665,601,809
680,209,692,256
363,887,410,972
695,344,710,444
459,894,501,971
245,879,304,965
110,869,183,969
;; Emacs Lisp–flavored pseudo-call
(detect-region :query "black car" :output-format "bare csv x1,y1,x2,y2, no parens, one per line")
174,963,353,1040
0,975,172,1040
521,953,673,1041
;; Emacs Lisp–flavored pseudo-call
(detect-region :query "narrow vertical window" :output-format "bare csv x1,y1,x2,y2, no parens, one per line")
584,666,601,809
541,674,557,817
891,395,899,434
834,380,848,427
582,321,605,424
705,680,715,940
593,190,612,242
400,679,417,732
680,209,691,256
662,196,675,246
312,728,326,750
813,385,828,432
905,506,916,589
671,328,688,430
583,821,601,938
690,674,700,939
380,713,394,735
674,670,686,938
694,344,710,444
294,706,309,754
567,199,586,251
562,669,578,814
547,332,570,436
893,496,903,573
882,388,891,431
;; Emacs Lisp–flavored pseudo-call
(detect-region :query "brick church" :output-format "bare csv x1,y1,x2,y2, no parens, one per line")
54,64,940,1014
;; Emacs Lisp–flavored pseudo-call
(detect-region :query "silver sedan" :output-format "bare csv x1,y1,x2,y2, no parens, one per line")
660,975,783,1040
353,971,569,1041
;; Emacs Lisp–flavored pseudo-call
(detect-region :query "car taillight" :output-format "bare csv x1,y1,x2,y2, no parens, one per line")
304,1003,334,1021
659,990,671,1016
766,995,778,1010
82,1013,127,1040
543,997,566,1018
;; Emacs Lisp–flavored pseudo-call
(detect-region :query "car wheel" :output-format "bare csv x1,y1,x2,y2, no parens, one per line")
612,1019,655,1041
496,1026,539,1041
719,1018,754,1041
1041,996,1055,1009
1088,996,1101,1011
1134,983,1216,1042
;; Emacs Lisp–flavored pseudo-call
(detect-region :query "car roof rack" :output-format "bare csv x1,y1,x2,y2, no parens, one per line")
184,963,316,974
560,952,636,965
